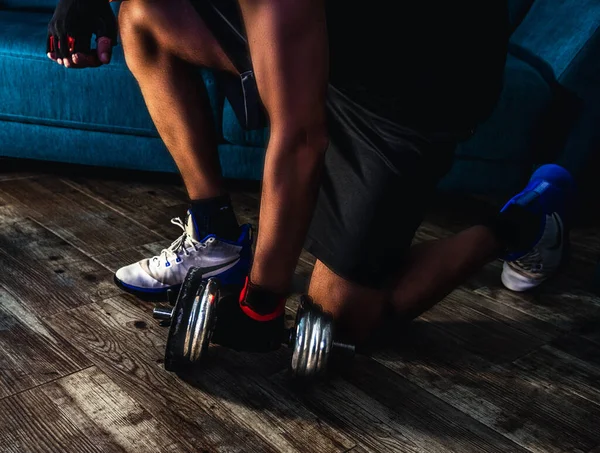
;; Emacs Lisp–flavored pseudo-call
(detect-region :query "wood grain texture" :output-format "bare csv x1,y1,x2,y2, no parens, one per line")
347,355,531,453
519,336,600,406
0,218,120,317
0,170,599,453
0,287,90,399
0,177,162,256
47,296,355,452
0,386,104,453
93,242,167,274
66,177,262,238
420,288,545,364
47,298,278,452
63,177,190,240
283,375,427,453
373,320,600,453
42,366,190,453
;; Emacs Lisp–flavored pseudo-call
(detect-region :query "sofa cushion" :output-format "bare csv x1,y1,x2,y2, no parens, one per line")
456,53,553,162
510,0,600,79
0,10,222,138
0,119,267,180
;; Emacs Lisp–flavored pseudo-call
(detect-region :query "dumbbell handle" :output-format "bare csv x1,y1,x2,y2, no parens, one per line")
153,305,174,320
285,328,355,356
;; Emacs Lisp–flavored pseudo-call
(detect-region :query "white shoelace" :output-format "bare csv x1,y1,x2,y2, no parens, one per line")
151,217,205,266
513,248,543,273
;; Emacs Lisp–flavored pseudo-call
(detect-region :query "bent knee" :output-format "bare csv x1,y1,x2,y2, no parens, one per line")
119,0,169,68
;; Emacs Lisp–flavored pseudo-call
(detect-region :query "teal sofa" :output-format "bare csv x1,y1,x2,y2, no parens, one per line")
0,0,598,199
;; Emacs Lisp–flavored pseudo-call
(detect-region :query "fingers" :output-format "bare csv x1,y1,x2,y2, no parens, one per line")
46,34,102,68
96,36,113,65
46,26,112,68
72,52,102,68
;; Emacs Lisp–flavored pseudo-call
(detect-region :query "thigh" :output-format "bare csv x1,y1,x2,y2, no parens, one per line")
304,86,456,289
119,0,238,73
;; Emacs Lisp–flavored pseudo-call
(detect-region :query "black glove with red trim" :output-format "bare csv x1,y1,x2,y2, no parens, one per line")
212,277,286,353
47,0,117,67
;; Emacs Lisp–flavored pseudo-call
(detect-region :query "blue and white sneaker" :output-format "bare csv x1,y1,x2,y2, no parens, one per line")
500,164,576,292
114,210,252,299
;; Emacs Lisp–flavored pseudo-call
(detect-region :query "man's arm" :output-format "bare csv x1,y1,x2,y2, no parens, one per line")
237,0,329,294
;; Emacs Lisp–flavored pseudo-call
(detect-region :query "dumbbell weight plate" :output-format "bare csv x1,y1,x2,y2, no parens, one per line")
164,269,219,372
289,299,333,379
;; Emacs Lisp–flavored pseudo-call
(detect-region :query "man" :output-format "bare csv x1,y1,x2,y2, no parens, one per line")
47,0,574,350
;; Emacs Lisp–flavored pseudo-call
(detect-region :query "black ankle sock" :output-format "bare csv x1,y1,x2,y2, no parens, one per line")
190,194,240,241
486,204,544,253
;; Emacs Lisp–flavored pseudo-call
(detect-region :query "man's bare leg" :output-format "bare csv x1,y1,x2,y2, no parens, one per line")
308,226,501,344
119,0,237,199
114,0,252,297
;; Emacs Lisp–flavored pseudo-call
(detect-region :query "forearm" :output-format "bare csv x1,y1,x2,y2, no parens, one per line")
250,130,327,294
236,0,328,294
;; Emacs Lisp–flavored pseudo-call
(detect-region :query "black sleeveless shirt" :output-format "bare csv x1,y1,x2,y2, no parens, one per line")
325,1,510,138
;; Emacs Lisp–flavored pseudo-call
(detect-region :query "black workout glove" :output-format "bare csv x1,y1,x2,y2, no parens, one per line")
47,0,117,65
212,277,286,352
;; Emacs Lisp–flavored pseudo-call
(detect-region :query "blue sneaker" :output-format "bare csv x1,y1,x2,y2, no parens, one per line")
114,210,252,299
500,164,576,292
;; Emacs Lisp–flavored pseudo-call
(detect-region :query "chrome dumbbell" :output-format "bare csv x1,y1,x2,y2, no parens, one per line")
286,296,355,380
154,269,219,372
154,270,355,379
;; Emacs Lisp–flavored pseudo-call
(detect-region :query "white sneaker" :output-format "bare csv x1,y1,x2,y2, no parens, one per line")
501,212,564,292
114,210,252,298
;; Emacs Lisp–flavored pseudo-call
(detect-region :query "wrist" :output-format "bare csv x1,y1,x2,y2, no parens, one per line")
239,277,287,322
249,258,293,295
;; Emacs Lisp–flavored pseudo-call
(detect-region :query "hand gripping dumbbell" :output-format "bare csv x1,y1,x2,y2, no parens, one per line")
285,296,355,380
153,267,355,378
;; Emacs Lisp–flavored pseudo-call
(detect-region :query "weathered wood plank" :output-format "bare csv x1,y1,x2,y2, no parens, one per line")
473,283,600,335
345,446,371,453
0,218,120,317
42,366,190,453
444,284,563,343
552,334,600,368
47,298,277,453
373,320,600,453
511,344,600,408
0,177,161,256
64,177,190,239
93,242,166,274
420,288,545,363
280,375,427,453
0,385,104,453
66,177,262,237
47,297,355,452
347,355,530,453
179,358,355,453
0,286,90,399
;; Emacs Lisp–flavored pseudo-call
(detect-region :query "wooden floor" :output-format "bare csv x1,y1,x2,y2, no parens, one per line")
0,163,600,453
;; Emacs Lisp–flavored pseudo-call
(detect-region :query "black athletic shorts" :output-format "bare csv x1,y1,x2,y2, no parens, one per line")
191,0,484,289
304,86,456,288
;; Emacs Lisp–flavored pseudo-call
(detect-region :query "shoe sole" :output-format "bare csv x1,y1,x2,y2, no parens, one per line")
113,274,180,303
